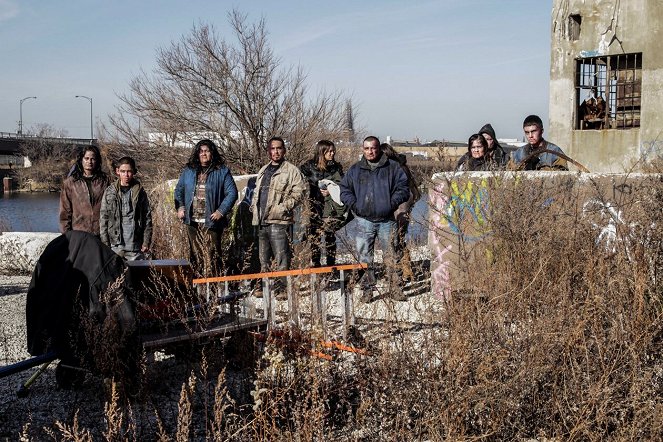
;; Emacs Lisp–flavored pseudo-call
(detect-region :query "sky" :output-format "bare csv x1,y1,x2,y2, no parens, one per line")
0,0,553,143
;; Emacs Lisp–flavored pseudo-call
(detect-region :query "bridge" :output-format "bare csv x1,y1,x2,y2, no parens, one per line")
0,132,96,170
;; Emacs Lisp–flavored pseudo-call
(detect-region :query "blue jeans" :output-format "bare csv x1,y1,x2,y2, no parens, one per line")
258,223,293,289
355,217,400,289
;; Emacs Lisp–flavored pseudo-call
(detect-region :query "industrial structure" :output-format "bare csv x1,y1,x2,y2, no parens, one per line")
549,0,662,172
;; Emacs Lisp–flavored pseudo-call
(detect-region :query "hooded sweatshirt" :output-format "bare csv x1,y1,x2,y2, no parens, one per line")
478,123,508,167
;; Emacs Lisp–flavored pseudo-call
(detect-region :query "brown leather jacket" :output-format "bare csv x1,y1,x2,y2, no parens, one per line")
59,174,110,235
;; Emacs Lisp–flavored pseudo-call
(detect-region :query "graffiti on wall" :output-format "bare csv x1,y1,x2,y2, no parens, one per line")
442,179,491,242
428,178,491,299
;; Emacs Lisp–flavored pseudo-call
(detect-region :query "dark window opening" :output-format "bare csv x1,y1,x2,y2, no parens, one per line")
568,14,581,41
575,53,642,130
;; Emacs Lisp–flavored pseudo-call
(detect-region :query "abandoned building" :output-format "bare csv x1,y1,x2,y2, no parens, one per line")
549,0,662,172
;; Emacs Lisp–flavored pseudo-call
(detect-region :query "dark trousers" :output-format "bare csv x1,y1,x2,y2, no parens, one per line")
186,223,222,277
308,216,340,267
258,223,293,289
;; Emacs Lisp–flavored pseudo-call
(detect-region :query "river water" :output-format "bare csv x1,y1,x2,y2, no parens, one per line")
0,192,61,232
0,192,430,244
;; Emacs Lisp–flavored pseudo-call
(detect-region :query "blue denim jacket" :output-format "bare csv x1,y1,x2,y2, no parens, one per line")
174,165,238,230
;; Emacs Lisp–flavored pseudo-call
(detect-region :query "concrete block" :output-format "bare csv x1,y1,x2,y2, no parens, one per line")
0,232,60,275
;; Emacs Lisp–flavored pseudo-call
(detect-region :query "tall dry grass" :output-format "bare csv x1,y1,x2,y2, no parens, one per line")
9,171,662,441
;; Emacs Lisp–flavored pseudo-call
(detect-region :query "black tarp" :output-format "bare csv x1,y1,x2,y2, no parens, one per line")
25,231,131,359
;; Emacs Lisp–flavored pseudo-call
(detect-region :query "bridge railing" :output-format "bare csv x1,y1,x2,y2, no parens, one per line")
0,132,96,145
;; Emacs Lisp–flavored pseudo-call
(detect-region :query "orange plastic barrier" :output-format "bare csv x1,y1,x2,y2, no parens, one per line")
192,263,367,284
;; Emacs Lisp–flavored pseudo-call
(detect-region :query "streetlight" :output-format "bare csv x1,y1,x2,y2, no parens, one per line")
19,96,37,136
75,95,93,139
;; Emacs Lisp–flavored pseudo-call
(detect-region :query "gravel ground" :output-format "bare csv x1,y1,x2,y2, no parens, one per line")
0,275,248,440
0,256,438,440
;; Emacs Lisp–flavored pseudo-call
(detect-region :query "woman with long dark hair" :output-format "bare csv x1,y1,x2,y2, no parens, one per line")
59,145,110,235
455,134,493,172
174,139,238,276
300,140,345,269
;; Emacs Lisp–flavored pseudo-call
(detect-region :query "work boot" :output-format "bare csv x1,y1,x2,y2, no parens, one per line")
359,287,373,303
389,284,407,301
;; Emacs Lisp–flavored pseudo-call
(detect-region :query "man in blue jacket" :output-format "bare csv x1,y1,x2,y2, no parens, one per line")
340,136,410,302
175,139,238,277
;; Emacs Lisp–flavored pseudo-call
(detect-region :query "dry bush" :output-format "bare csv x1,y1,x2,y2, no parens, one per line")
10,172,662,441
223,172,662,440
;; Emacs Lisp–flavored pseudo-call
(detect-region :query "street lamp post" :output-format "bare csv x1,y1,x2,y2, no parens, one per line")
75,95,93,139
19,96,37,136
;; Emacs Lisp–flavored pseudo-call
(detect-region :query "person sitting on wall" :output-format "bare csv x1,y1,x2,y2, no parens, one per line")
455,134,494,172
100,156,152,261
510,115,569,171
59,145,110,236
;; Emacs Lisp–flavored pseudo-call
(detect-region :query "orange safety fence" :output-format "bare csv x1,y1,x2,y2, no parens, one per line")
192,263,368,284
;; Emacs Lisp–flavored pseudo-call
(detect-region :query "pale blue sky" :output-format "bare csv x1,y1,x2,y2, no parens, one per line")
0,0,552,142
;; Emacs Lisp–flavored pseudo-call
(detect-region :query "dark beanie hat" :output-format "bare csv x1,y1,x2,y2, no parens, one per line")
523,115,543,128
478,123,496,139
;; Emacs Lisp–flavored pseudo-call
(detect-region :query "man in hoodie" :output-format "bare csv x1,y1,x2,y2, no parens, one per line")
340,136,410,302
100,156,152,261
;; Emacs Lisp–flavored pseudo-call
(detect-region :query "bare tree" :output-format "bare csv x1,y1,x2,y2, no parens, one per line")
105,10,351,177
16,124,78,190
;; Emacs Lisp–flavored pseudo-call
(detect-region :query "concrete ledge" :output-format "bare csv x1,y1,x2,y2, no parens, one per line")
0,232,60,275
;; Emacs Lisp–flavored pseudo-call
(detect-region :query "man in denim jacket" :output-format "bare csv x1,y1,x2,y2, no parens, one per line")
175,139,238,276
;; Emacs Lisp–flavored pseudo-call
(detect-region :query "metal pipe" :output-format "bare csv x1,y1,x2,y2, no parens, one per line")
75,95,93,139
18,96,37,136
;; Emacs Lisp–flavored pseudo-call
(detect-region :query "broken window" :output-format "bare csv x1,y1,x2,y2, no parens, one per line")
575,53,642,130
567,14,581,41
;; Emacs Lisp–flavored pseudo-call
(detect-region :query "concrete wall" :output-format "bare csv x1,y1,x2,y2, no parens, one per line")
428,171,660,299
549,0,663,172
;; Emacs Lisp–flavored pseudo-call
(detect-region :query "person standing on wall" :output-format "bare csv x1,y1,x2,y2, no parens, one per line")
59,145,110,236
511,115,569,170
300,140,346,275
175,139,238,277
100,156,152,261
251,136,308,299
340,136,410,303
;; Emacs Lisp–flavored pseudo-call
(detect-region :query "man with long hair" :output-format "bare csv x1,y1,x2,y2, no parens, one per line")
175,139,238,276
59,145,110,235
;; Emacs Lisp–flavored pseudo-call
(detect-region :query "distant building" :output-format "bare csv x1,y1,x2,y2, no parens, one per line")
549,0,662,172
